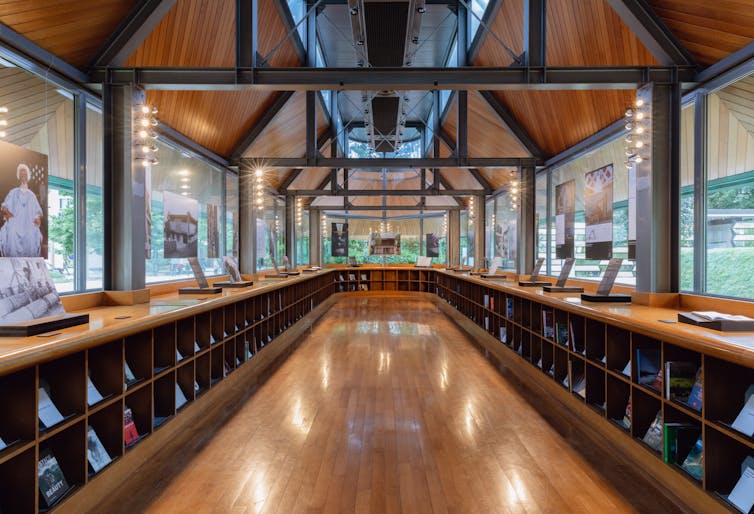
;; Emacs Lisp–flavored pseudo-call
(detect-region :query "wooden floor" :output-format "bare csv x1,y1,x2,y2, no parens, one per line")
95,297,685,513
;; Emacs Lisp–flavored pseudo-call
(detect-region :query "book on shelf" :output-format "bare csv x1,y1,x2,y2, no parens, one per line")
484,316,489,331
194,380,201,394
562,373,570,389
687,368,703,411
506,298,514,319
663,423,700,465
664,361,698,404
348,273,356,281
727,463,754,514
124,407,140,446
124,361,138,388
642,410,663,452
499,326,506,343
359,284,369,291
87,425,112,474
38,447,71,509
38,383,65,429
621,360,632,377
223,361,230,377
194,341,201,353
360,273,367,281
636,348,661,388
236,356,241,367
0,436,5,450
555,323,568,346
489,297,495,311
620,399,632,430
176,348,184,362
572,370,586,397
547,363,554,377
680,436,704,481
537,357,542,369
483,294,489,309
87,374,104,407
731,386,754,437
542,310,554,339
175,383,188,410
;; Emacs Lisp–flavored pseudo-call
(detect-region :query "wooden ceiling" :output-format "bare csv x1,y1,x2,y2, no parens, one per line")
0,0,139,67
646,0,754,66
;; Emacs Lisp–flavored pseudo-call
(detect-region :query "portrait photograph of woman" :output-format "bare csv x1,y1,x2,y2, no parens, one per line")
0,140,48,258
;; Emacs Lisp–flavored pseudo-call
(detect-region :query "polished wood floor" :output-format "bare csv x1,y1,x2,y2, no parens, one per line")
95,297,684,513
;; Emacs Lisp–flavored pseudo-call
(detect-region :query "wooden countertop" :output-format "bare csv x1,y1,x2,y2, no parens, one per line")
435,270,754,369
0,270,333,375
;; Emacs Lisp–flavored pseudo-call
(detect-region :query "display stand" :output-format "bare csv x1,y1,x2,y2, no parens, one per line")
581,258,631,302
348,256,361,268
677,312,754,332
213,281,253,288
519,258,551,287
543,258,583,293
217,256,252,287
180,258,222,294
481,258,506,279
0,313,89,337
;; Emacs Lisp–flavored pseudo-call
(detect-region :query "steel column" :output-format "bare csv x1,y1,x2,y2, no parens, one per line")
306,91,317,162
237,0,259,68
517,164,536,274
474,194,486,268
448,209,461,266
692,93,707,293
239,169,257,274
309,208,321,265
456,0,468,67
285,195,296,267
457,90,468,162
524,0,546,67
103,84,146,291
306,0,317,67
73,95,87,292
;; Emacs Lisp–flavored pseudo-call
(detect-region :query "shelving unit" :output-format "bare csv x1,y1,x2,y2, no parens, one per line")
332,267,436,293
0,272,333,513
434,271,754,513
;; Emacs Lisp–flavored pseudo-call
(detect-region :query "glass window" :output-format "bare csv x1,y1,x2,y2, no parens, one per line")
460,211,469,265
256,194,285,271
423,214,447,264
494,192,518,270
485,198,494,264
679,101,695,292
286,0,307,43
545,136,635,285
535,172,548,266
705,74,754,298
469,0,489,42
226,173,239,259
86,102,104,290
146,140,225,283
321,215,422,264
296,209,309,265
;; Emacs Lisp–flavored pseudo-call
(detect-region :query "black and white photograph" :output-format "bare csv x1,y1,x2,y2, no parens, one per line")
555,180,575,259
0,257,64,323
331,222,348,257
207,203,219,259
584,164,614,260
163,191,198,259
426,233,439,258
86,425,112,473
0,140,48,258
223,255,242,282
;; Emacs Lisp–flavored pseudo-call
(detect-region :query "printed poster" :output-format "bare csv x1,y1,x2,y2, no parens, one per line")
555,180,575,259
331,222,348,257
0,257,65,322
163,191,199,259
0,140,48,258
628,164,637,260
426,233,439,258
207,203,219,259
584,164,614,260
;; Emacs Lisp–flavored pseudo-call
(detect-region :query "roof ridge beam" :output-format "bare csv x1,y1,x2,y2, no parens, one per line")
90,0,177,67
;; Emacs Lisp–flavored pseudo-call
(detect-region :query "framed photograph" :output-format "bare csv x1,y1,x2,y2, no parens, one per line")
163,191,199,259
0,257,64,323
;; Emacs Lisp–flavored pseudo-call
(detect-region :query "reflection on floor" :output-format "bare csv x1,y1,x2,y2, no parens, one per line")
94,296,685,514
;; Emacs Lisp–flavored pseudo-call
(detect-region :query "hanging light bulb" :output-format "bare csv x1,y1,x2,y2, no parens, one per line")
635,140,644,149
635,99,645,108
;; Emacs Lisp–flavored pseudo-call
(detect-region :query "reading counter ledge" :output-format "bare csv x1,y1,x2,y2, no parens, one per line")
0,270,335,514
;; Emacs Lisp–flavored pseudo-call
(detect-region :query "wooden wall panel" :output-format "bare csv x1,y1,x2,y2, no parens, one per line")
708,92,754,181
680,103,694,188
442,92,530,158
647,0,754,66
547,0,657,66
146,90,280,157
126,0,299,67
473,0,524,66
0,0,139,68
243,92,329,158
494,89,636,157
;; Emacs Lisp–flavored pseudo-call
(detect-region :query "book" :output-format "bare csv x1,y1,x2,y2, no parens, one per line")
728,465,754,514
176,348,184,362
194,341,201,353
124,407,140,446
483,294,489,309
38,448,71,508
175,383,188,410
572,371,586,398
555,323,568,346
87,425,112,474
620,399,632,429
489,297,494,311
663,423,699,465
621,360,632,377
642,410,663,452
194,380,200,394
124,361,138,388
687,368,703,411
680,436,703,481
506,298,514,319
542,310,554,339
664,361,698,403
38,385,65,429
87,375,104,406
499,326,506,343
731,388,754,437
222,256,243,283
636,348,661,387
0,436,6,451
690,311,754,322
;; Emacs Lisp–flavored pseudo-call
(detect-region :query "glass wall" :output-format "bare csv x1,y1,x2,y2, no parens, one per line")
423,214,447,264
226,174,239,259
0,58,93,293
145,140,226,283
460,211,469,265
494,192,518,270
538,136,635,285
536,173,548,265
704,74,754,298
679,101,695,292
321,214,422,264
256,194,285,271
296,210,310,265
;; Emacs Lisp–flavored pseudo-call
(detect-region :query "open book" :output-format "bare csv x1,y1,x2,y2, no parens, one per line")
690,311,754,322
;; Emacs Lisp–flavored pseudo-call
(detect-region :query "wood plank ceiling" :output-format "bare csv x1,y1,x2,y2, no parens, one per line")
646,0,754,66
126,0,301,158
0,0,139,67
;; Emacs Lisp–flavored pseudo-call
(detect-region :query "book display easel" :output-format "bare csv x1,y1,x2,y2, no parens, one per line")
518,258,551,287
179,258,221,295
542,258,583,293
581,258,632,303
0,272,333,513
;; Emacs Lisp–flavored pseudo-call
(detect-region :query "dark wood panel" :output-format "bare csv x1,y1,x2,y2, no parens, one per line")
126,0,299,67
547,0,657,66
647,0,754,65
494,90,636,157
0,0,139,67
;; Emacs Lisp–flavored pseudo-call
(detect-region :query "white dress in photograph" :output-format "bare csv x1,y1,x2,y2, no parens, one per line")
0,186,43,257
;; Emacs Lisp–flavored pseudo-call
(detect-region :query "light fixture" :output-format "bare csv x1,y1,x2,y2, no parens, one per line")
417,5,426,13
624,94,650,169
349,6,358,15
134,102,159,167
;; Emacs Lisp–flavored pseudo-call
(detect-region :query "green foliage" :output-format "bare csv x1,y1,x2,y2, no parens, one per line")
48,192,74,258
